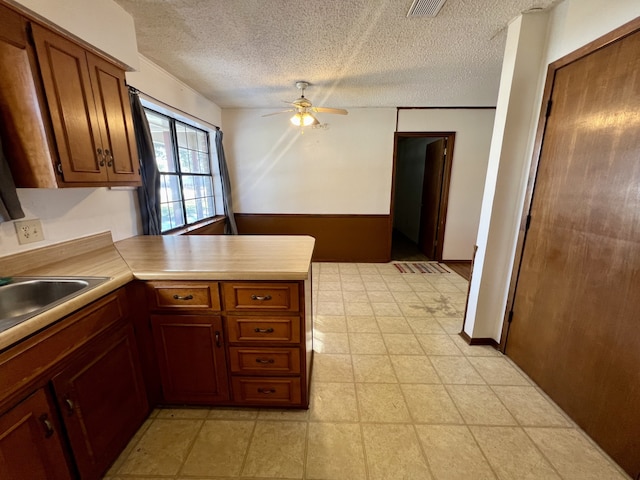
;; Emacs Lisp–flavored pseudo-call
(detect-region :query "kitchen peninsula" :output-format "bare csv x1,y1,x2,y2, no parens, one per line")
0,233,314,479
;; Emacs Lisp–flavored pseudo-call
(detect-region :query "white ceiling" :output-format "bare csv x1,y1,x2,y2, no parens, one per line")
113,0,558,110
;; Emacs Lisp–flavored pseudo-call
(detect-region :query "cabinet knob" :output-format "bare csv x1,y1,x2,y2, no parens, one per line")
64,397,75,415
39,413,55,438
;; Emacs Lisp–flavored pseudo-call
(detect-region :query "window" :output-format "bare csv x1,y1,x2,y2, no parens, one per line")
144,108,219,232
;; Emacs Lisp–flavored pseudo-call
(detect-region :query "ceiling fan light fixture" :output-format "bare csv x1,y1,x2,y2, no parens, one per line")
290,112,315,127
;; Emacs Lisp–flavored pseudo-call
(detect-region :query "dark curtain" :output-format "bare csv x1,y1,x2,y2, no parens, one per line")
215,129,238,235
129,88,161,235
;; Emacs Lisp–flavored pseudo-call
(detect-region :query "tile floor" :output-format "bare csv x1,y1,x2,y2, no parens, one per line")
104,262,630,480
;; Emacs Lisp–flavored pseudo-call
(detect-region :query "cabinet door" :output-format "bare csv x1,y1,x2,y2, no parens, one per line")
0,5,58,188
52,323,148,479
151,315,229,404
0,388,72,480
31,24,108,183
87,53,140,183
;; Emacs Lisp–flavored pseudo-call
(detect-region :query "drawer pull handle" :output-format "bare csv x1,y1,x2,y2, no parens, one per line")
255,358,275,364
39,414,55,438
258,388,276,394
173,294,194,300
251,294,272,301
254,327,274,333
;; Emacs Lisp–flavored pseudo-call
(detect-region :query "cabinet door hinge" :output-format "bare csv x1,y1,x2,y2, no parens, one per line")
545,100,553,118
525,214,532,232
507,310,514,324
56,163,63,175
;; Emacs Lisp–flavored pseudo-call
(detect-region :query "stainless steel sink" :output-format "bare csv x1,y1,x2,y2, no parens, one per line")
0,276,110,334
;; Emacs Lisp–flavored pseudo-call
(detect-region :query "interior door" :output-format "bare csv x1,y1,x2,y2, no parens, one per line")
418,138,446,259
505,28,640,477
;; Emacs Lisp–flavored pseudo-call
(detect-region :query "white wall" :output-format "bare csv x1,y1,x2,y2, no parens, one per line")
397,109,495,260
126,56,222,129
465,0,640,342
0,0,223,257
222,107,493,261
8,0,139,69
221,108,396,215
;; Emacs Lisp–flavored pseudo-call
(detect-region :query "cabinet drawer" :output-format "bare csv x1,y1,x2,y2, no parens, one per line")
226,317,300,344
231,377,301,405
146,282,220,311
223,283,299,312
229,347,300,375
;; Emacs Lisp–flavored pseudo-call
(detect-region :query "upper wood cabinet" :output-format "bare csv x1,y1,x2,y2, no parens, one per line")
31,24,141,186
0,4,58,187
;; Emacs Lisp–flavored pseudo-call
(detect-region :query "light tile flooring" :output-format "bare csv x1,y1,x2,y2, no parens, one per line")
105,263,630,480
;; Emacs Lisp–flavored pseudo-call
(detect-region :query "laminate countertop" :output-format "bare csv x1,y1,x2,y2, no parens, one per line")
115,235,315,281
0,232,315,351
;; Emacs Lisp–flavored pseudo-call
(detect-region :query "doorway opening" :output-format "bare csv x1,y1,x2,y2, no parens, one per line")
390,132,455,262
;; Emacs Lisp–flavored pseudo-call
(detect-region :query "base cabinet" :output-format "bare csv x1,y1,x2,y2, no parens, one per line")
0,289,148,480
52,323,147,479
146,280,312,408
0,388,72,480
151,315,229,404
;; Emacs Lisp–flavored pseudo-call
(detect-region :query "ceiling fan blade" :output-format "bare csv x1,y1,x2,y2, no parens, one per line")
312,107,348,115
262,109,295,117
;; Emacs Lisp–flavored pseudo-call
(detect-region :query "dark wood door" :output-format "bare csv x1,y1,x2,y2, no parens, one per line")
418,138,446,259
505,28,640,477
151,315,230,404
31,24,108,183
52,323,148,479
0,388,72,480
87,53,140,183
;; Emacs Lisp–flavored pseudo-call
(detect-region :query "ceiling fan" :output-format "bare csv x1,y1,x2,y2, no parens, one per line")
263,81,348,127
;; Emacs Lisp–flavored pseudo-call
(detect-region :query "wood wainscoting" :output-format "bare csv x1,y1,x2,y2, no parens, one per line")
233,214,391,263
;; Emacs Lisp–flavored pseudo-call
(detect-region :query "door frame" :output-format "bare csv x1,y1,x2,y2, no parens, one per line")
389,132,455,262
501,17,640,349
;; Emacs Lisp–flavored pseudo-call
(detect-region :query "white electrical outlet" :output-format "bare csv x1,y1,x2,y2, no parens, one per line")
14,219,45,245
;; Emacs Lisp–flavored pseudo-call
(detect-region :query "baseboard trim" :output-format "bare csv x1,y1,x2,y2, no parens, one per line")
458,331,500,349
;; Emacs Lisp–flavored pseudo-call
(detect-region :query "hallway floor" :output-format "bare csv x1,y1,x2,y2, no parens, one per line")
104,262,629,480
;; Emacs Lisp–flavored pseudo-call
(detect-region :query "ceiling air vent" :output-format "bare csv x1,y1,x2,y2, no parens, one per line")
407,0,448,17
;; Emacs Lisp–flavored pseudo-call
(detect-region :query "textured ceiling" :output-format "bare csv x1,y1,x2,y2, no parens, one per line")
114,0,558,109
